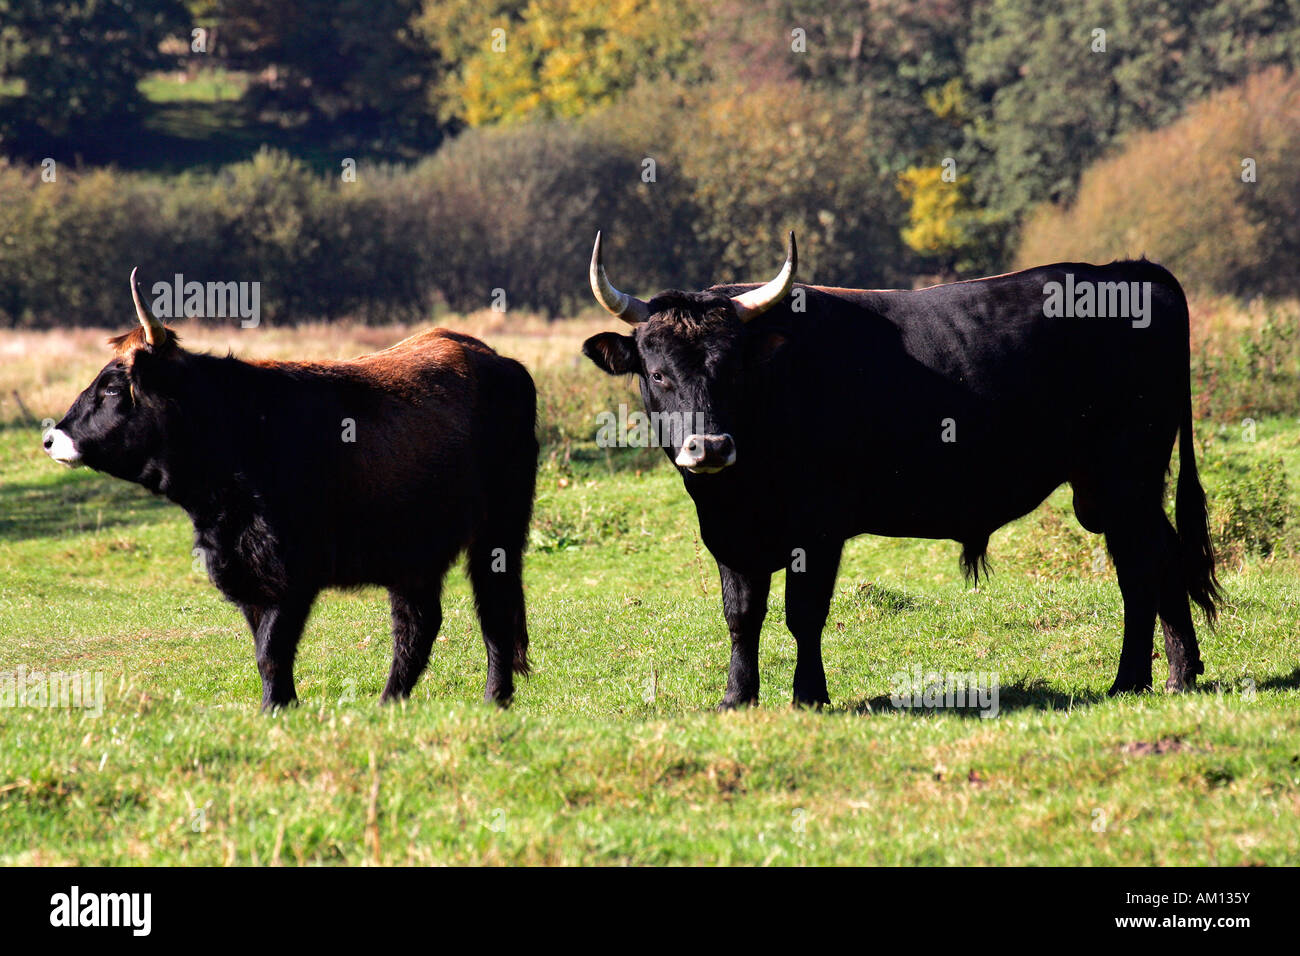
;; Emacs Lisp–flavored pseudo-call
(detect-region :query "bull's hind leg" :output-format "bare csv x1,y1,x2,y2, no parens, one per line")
246,593,315,710
1104,514,1162,695
784,542,843,708
468,542,529,707
382,586,443,702
718,562,770,709
1157,515,1204,691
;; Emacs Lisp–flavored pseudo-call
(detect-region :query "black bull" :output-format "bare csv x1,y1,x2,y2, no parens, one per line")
583,249,1220,707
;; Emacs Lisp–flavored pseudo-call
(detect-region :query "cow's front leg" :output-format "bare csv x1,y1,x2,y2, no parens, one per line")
784,541,843,708
717,562,770,710
246,593,314,710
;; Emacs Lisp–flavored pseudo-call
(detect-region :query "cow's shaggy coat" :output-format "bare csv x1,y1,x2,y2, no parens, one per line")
48,324,538,708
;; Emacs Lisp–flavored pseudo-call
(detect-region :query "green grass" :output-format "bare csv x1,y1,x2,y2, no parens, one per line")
1,418,1298,865
139,72,248,105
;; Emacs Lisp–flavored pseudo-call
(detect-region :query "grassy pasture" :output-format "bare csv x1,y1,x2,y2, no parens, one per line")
0,312,1298,866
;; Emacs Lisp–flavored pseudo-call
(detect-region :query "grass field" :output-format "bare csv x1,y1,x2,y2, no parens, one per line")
1,318,1298,865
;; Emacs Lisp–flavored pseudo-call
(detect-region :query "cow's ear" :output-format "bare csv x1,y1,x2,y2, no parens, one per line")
126,344,177,396
582,332,638,376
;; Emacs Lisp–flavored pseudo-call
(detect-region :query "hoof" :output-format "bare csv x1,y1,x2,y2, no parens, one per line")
1107,679,1152,697
716,696,757,712
792,695,830,710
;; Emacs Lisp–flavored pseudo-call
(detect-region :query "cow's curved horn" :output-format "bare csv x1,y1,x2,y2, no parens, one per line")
590,231,649,325
732,232,797,323
130,268,165,347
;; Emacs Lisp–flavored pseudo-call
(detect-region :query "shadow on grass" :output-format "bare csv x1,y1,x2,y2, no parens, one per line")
848,581,920,613
843,667,1300,717
844,678,1108,718
0,470,173,542
1257,667,1300,691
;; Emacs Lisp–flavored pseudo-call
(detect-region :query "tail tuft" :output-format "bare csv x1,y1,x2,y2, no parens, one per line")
513,643,530,676
960,535,990,585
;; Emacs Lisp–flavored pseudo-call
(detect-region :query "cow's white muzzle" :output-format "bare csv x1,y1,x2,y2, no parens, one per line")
43,428,83,467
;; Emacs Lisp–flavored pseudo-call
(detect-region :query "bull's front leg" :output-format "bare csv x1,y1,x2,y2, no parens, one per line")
783,541,843,709
716,562,770,710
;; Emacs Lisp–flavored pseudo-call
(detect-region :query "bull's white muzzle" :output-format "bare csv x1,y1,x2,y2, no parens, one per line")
675,433,736,474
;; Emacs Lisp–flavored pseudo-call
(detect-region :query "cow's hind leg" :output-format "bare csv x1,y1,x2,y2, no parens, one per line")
784,541,843,708
1157,514,1203,691
383,585,444,703
248,593,315,710
717,562,771,710
468,541,529,707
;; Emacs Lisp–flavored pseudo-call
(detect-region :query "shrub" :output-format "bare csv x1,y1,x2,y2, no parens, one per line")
1201,453,1296,562
0,149,452,326
408,122,643,316
1015,68,1300,298
1191,299,1300,422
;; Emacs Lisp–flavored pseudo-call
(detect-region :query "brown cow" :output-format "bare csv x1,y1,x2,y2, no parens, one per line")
44,271,538,709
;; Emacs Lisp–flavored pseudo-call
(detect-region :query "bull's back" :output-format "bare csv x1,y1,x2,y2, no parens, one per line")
711,262,1192,550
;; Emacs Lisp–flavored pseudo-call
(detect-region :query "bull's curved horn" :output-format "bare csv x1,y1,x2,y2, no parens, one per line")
589,231,649,325
130,268,166,347
732,232,797,323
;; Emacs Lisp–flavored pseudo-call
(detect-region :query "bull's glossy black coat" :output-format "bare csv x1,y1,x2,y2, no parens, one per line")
585,261,1219,706
50,326,537,708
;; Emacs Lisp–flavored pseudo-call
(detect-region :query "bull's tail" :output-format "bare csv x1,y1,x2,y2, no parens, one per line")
1176,401,1221,624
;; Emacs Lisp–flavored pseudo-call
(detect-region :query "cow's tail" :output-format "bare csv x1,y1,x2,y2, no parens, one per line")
1175,374,1222,625
470,356,537,677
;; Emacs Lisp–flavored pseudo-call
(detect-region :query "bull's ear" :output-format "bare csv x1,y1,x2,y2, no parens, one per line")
582,332,638,376
752,330,790,365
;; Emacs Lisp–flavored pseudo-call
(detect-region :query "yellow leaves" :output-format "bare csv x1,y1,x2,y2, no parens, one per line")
897,165,972,258
923,78,972,125
429,0,702,127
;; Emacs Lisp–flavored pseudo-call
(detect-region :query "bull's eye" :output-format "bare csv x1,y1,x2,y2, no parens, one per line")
650,371,665,385
102,385,123,397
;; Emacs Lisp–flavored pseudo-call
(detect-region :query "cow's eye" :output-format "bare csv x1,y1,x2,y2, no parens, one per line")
650,371,666,385
102,385,123,397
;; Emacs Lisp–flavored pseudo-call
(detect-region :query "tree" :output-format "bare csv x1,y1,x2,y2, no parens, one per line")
963,0,1300,242
1016,67,1300,297
699,0,977,164
216,0,436,146
0,0,190,142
